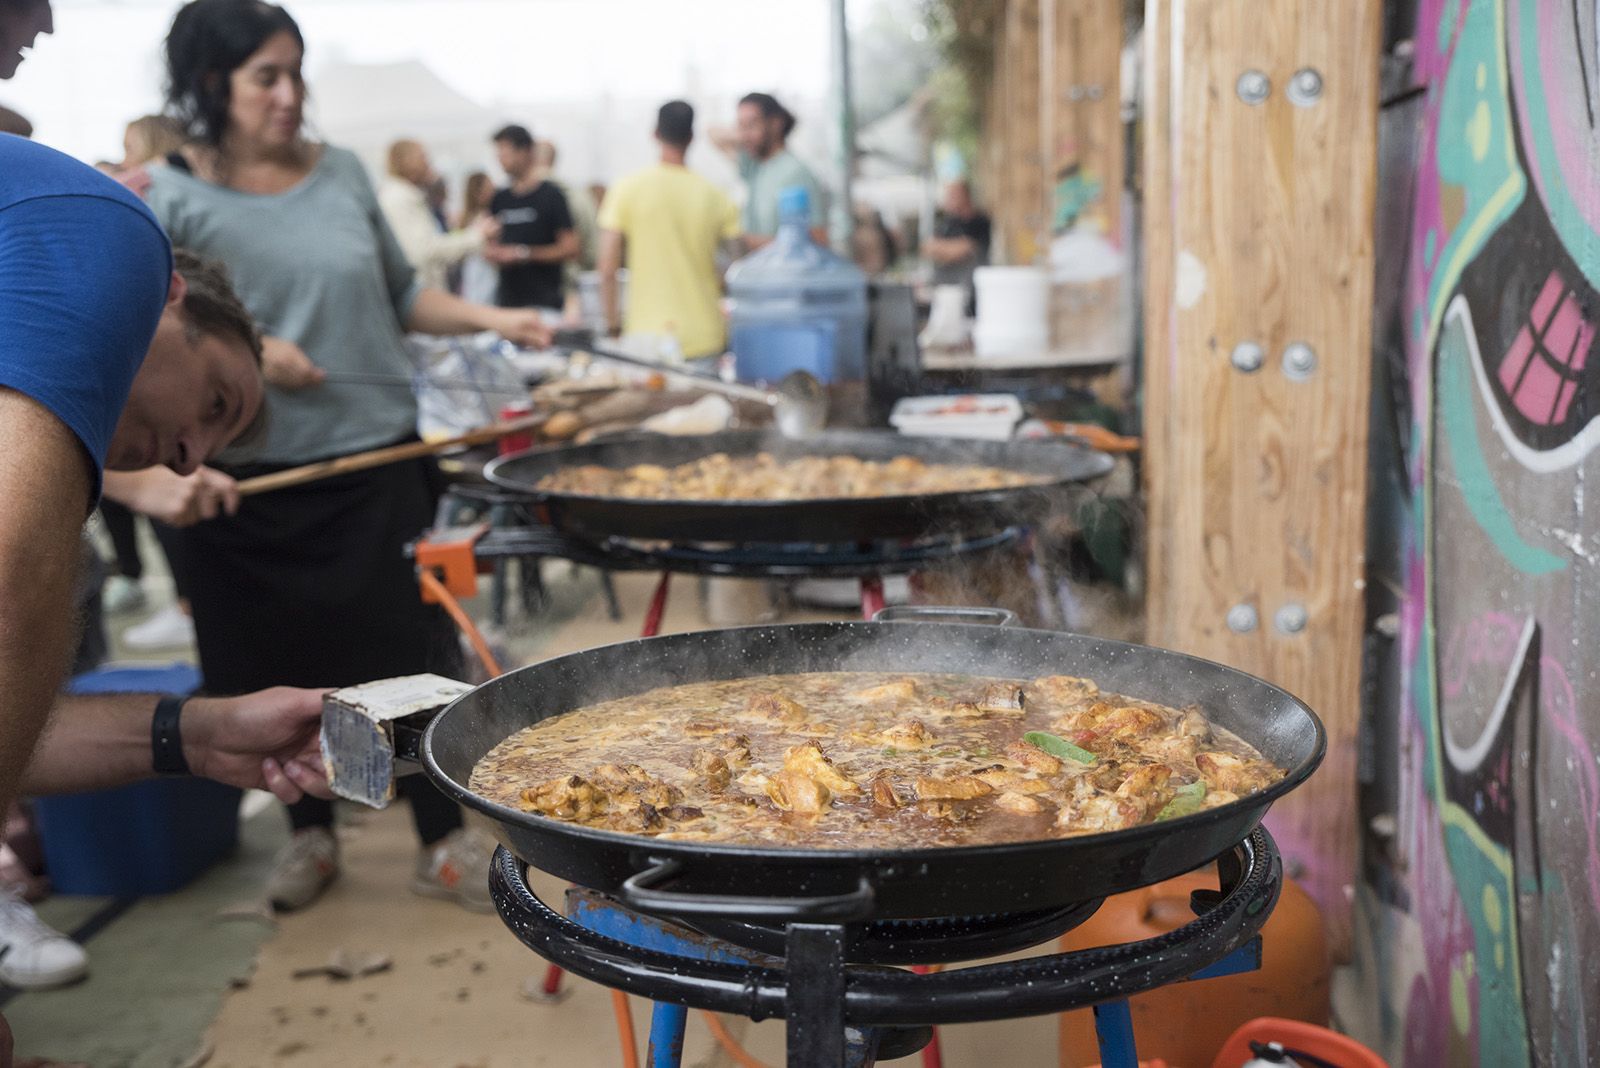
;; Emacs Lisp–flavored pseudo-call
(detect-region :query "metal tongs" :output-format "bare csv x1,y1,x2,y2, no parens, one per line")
553,337,828,438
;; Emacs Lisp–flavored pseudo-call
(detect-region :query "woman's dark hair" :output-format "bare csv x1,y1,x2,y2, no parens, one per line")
739,92,796,140
164,0,304,146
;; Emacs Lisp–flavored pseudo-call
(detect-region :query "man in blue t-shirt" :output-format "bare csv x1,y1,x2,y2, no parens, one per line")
0,9,342,1042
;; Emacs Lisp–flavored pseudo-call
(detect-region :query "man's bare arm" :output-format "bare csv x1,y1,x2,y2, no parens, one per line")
598,229,625,335
23,688,332,802
0,390,92,813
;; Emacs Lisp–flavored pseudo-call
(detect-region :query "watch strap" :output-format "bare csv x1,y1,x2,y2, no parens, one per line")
151,695,192,776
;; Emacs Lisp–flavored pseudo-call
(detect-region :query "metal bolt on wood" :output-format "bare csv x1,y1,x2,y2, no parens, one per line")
1235,71,1270,105
1226,604,1259,633
1275,603,1309,635
1287,68,1324,107
1230,341,1265,373
1282,343,1318,381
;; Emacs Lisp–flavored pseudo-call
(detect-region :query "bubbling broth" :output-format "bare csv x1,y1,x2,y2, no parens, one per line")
470,671,1284,850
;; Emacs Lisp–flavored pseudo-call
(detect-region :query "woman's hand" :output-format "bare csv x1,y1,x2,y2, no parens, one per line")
261,336,327,390
490,308,553,349
102,466,240,527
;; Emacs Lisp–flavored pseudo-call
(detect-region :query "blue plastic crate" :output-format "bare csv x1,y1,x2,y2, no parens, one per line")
32,663,242,897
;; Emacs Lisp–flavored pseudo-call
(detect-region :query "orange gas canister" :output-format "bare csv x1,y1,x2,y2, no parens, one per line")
1057,869,1329,1068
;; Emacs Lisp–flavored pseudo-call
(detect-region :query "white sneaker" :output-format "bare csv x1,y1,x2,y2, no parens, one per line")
266,827,340,912
101,575,147,614
411,828,496,913
0,889,88,989
122,604,196,651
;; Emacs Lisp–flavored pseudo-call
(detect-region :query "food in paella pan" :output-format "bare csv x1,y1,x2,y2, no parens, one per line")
469,671,1286,849
532,452,1050,501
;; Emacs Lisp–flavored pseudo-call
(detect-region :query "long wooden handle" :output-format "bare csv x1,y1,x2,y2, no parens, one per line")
235,414,544,497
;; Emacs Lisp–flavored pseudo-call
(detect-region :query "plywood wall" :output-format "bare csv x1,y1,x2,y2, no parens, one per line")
1142,0,1381,957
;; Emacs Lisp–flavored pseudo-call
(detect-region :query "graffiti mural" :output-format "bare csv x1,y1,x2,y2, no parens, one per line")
1355,0,1600,1064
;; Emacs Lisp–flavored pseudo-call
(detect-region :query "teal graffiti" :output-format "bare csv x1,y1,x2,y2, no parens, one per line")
1426,0,1525,323
1436,311,1567,574
1052,171,1102,231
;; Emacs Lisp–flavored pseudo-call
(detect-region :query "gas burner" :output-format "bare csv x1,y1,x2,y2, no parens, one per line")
488,826,1280,1067
681,899,1106,966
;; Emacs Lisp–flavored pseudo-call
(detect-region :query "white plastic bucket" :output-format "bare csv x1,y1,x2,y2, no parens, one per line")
973,266,1050,358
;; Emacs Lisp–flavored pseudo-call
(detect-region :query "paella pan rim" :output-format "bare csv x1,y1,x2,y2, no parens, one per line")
480,429,1116,543
420,621,1326,870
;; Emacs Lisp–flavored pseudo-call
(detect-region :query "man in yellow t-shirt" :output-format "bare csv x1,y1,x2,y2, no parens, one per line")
597,100,742,359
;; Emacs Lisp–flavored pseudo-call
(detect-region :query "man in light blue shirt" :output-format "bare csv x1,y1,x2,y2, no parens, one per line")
713,92,827,250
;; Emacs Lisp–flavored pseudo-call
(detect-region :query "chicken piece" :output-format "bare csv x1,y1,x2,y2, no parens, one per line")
782,743,861,795
878,718,935,749
913,774,994,801
1143,733,1202,767
1198,789,1240,810
684,721,726,737
766,770,833,814
1032,675,1100,704
659,805,706,822
978,683,1026,714
746,693,809,722
995,791,1049,814
1058,793,1145,833
853,678,919,704
1195,751,1280,795
883,455,926,477
1114,764,1174,808
1087,760,1127,792
521,775,608,821
868,771,905,809
1177,707,1213,741
947,701,985,718
605,802,663,833
1005,740,1063,774
1095,705,1168,742
918,800,979,822
722,735,753,768
690,750,731,791
975,766,1052,793
589,764,683,808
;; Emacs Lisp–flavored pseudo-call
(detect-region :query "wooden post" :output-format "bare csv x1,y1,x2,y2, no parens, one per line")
1141,0,1380,957
993,0,1044,263
1044,0,1124,241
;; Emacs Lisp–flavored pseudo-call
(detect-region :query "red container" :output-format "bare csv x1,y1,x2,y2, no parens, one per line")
498,401,535,456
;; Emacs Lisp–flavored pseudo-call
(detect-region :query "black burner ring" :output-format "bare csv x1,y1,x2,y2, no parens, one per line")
487,825,1281,1028
679,898,1105,965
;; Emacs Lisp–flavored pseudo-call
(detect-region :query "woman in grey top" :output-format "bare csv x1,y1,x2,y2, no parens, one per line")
145,0,537,914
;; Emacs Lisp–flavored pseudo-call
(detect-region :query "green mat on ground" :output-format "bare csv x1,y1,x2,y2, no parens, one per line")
10,804,287,1068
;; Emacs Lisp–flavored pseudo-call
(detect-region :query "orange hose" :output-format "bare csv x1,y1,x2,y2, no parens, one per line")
612,991,640,1068
701,1012,772,1068
418,568,505,677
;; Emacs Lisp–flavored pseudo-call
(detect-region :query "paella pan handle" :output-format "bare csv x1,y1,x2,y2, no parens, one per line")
619,857,876,923
871,605,1017,627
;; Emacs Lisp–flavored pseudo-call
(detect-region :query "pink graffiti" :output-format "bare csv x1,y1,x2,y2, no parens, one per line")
1496,270,1594,426
1535,656,1600,917
1399,768,1481,1068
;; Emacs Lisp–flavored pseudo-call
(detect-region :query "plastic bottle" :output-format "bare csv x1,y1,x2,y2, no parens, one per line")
725,186,867,384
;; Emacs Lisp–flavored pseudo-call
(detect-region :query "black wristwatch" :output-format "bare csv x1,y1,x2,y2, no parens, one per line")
151,695,193,776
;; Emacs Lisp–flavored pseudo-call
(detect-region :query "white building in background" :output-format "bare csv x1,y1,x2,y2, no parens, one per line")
2,0,834,192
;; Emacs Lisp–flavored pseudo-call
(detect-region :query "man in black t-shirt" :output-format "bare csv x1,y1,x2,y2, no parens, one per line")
923,179,992,311
485,124,578,312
